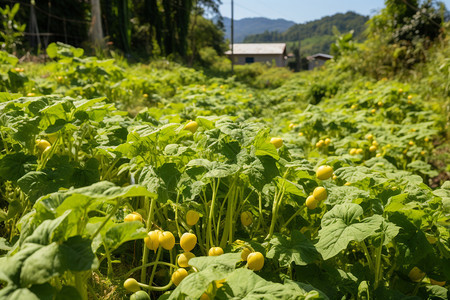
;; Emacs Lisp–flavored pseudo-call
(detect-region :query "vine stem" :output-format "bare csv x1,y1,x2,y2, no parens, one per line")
125,261,178,278
266,179,286,240
148,247,162,286
141,197,156,283
92,201,120,240
206,178,220,250
374,236,384,289
361,241,375,272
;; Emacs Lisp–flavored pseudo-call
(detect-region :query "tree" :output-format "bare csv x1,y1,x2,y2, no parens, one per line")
89,0,104,48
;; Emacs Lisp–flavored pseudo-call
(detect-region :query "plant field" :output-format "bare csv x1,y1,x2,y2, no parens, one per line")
0,43,449,300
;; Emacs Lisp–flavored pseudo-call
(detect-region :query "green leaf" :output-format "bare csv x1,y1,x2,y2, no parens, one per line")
267,231,321,267
253,129,279,160
103,221,147,250
0,237,12,251
335,166,388,186
23,210,71,245
55,286,81,300
0,283,56,300
20,236,98,286
46,43,57,59
243,155,279,191
216,268,315,300
189,253,241,271
324,185,370,205
316,203,384,260
168,253,241,300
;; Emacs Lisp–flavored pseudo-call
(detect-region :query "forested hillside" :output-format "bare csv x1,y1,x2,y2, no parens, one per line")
221,17,295,42
244,12,369,55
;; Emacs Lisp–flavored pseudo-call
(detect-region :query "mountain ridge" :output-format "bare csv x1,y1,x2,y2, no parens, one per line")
221,17,296,43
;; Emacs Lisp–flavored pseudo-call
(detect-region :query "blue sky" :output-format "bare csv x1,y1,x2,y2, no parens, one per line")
219,0,450,23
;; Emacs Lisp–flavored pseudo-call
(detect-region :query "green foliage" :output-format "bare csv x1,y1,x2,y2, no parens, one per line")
0,34,449,299
0,4,25,54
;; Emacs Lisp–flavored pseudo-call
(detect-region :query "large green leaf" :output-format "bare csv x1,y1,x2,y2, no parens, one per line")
35,181,154,219
316,203,384,260
168,253,241,300
23,210,70,245
20,236,98,286
267,231,321,267
0,152,36,182
103,221,147,250
215,268,321,300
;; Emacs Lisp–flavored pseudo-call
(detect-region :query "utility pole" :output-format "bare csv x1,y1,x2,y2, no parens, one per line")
231,0,234,74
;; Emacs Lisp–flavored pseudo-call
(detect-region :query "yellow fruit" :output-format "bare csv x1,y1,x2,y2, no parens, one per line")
366,134,374,140
184,121,198,134
420,151,426,156
144,231,161,251
376,153,382,157
159,231,175,250
424,137,429,142
298,132,304,136
47,133,58,144
316,165,333,180
171,268,188,286
124,278,140,292
316,140,324,148
407,95,412,100
180,233,197,252
371,108,376,114
208,247,224,256
408,267,425,282
398,88,403,93
377,101,383,106
350,148,357,155
270,137,283,149
247,252,264,271
241,248,252,261
430,279,446,286
42,146,51,157
186,210,200,226
369,90,372,94
409,140,414,146
305,195,318,210
200,293,210,300
289,123,296,130
332,174,337,180
177,252,195,268
313,187,327,201
27,92,35,97
351,104,357,109
143,94,148,98
356,148,364,155
240,211,253,227
36,139,51,152
369,145,377,152
344,182,351,186
124,213,142,222
324,138,331,146
372,140,379,147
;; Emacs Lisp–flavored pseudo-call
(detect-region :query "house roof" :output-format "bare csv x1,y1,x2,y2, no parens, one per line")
225,43,286,55
307,53,333,60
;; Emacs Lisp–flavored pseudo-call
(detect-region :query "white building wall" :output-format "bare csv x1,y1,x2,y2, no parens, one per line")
233,54,286,67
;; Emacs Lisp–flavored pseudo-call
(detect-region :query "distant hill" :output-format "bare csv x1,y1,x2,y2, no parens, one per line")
243,12,369,55
222,17,296,43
